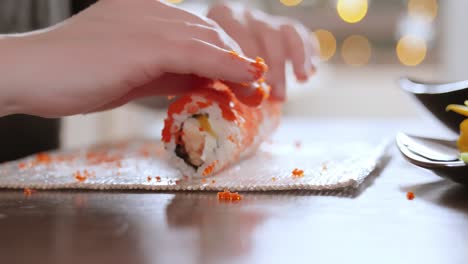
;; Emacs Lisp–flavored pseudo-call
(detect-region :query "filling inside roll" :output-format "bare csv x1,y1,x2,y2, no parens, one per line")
175,114,217,169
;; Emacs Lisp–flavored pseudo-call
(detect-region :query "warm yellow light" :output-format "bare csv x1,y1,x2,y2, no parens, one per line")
166,0,184,4
341,35,372,66
396,35,427,66
337,0,368,24
313,30,337,61
408,0,438,22
280,0,303,7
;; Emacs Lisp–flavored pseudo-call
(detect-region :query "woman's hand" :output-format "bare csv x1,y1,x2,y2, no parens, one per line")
0,0,266,117
208,2,318,100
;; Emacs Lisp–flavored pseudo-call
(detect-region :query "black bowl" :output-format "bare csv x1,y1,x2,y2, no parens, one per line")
399,78,468,133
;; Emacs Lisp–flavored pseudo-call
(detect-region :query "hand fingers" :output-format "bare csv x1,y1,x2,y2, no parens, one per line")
89,74,212,113
156,1,213,27
209,2,318,83
207,3,259,57
308,32,320,72
300,24,320,74
208,5,282,103
154,2,244,53
149,19,236,51
280,23,311,81
252,21,287,101
224,80,268,107
261,33,287,100
267,57,286,101
90,72,269,113
161,39,267,84
159,1,244,53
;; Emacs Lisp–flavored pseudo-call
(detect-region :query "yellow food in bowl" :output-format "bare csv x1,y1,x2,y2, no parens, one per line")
446,101,468,155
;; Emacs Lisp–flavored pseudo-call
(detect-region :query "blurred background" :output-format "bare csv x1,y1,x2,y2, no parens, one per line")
1,0,467,152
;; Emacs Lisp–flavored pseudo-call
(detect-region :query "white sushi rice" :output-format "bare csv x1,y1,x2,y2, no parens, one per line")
165,96,239,178
164,95,279,178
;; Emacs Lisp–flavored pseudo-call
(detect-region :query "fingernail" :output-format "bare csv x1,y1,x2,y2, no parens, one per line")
248,57,269,81
297,76,308,83
296,69,309,83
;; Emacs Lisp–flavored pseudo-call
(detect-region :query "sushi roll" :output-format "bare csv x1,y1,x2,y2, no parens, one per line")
162,80,281,178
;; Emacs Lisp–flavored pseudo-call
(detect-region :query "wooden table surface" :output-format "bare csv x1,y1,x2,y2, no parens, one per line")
0,119,467,264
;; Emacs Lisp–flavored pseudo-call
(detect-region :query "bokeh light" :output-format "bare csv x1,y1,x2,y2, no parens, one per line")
396,35,427,66
341,35,372,66
337,0,368,24
280,0,303,7
408,0,438,22
313,29,337,61
165,0,184,4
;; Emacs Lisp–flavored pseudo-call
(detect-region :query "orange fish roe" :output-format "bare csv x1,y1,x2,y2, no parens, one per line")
227,135,236,143
162,80,281,148
201,178,207,183
250,57,269,80
202,160,218,176
407,192,415,200
228,50,268,80
217,189,242,201
228,50,245,61
187,104,199,114
156,176,161,182
230,192,242,201
35,152,52,164
292,168,304,178
23,188,35,196
255,86,268,100
18,162,27,169
218,190,231,200
147,176,152,182
74,171,88,182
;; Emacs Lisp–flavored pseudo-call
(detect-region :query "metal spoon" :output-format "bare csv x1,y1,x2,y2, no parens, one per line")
396,132,468,185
